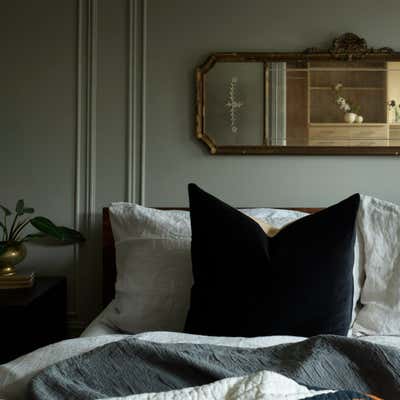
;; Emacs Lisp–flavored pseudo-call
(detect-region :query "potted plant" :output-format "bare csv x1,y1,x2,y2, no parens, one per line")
0,200,85,276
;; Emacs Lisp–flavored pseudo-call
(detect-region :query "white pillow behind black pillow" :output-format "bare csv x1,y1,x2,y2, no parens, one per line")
109,204,192,333
108,203,308,334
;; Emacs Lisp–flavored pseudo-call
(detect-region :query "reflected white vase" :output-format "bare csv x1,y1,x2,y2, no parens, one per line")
396,108,400,123
344,112,357,123
355,115,363,123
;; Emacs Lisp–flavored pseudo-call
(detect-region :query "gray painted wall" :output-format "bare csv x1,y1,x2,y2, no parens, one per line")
1,0,400,331
146,0,400,207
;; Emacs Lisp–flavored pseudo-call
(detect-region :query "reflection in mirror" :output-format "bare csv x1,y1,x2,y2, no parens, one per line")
266,61,400,147
205,62,264,146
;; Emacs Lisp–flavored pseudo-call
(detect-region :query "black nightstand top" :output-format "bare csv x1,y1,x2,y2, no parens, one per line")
0,276,66,307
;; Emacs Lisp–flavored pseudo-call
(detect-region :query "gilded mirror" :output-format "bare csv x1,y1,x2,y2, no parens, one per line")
195,33,400,155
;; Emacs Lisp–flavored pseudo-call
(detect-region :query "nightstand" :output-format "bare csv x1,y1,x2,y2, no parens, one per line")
0,276,67,364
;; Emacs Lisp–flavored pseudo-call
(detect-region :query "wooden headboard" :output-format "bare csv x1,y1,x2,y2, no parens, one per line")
102,206,323,307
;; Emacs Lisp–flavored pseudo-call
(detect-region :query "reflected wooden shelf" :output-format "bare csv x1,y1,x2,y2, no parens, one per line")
308,123,400,147
308,123,389,146
309,68,388,72
309,123,386,126
310,86,384,90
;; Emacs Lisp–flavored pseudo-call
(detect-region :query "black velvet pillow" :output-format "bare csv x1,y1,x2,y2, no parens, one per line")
184,184,360,337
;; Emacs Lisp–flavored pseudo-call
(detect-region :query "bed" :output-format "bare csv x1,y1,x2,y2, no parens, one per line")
2,189,400,400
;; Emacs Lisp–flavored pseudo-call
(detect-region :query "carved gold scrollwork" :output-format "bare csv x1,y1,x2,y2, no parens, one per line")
330,33,369,60
304,33,395,60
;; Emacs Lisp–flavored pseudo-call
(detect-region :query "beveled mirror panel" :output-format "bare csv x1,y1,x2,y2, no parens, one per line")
196,33,400,155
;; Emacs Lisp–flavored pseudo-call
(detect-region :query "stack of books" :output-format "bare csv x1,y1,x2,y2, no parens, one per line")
0,272,35,289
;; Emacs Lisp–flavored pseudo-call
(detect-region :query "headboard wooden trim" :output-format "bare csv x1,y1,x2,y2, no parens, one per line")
102,206,323,307
103,208,117,307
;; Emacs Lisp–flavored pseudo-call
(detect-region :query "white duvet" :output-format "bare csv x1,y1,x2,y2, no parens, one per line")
104,370,335,400
2,331,400,400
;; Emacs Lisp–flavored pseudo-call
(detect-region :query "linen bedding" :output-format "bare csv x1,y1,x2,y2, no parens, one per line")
2,332,400,400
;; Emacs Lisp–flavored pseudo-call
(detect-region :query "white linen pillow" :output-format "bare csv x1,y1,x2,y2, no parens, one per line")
353,195,400,335
109,204,192,333
108,203,361,334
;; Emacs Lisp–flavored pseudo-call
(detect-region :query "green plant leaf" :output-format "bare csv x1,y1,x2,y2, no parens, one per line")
58,226,86,243
9,218,31,241
23,227,85,244
16,199,25,215
30,217,64,240
23,207,34,214
22,232,48,242
0,205,11,216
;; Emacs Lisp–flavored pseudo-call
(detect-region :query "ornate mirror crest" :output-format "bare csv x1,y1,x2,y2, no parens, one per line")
305,33,394,60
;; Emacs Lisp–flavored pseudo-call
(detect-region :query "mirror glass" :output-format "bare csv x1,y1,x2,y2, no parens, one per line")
204,60,400,148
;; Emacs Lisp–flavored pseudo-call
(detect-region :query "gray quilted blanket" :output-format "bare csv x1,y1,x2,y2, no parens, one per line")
29,335,400,399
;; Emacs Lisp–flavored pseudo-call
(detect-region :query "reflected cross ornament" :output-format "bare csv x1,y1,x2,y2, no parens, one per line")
226,77,244,134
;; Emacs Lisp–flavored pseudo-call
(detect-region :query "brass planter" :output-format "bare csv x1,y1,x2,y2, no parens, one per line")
0,241,27,276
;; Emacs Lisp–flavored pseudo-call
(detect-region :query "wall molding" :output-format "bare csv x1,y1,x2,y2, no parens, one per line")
70,0,85,320
70,0,145,330
77,0,98,328
86,0,97,240
69,0,98,331
140,0,147,205
127,0,147,205
127,0,138,203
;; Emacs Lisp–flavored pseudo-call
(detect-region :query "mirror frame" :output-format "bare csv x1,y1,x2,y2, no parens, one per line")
195,33,400,155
